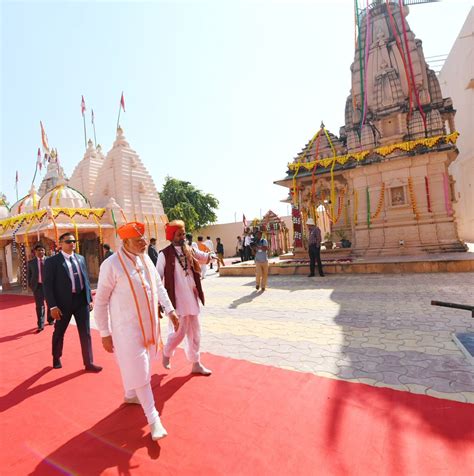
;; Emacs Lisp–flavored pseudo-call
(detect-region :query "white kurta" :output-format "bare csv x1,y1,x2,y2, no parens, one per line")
94,249,174,391
156,246,209,316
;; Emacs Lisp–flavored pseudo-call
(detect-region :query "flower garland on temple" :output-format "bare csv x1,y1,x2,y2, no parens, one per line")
353,189,358,226
424,176,432,213
0,208,106,232
370,183,385,220
407,177,420,220
287,132,459,172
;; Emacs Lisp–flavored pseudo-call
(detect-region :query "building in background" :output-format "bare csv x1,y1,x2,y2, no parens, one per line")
439,8,474,242
0,128,168,289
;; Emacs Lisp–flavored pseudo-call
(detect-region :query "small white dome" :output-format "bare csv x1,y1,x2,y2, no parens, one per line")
10,187,41,215
0,204,9,219
39,184,89,209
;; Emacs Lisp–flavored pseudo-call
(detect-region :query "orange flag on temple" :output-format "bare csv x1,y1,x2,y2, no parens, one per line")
120,92,125,112
40,121,50,155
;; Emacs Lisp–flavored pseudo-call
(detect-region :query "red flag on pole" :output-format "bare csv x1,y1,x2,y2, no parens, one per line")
243,214,248,229
120,92,125,112
81,95,86,116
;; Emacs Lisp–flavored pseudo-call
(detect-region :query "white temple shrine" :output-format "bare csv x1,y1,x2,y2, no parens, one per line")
0,128,168,289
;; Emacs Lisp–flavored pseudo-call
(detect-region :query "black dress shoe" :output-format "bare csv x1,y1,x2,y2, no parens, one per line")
85,364,103,373
320,274,325,277
48,321,54,326
36,327,44,333
307,274,315,277
53,358,62,369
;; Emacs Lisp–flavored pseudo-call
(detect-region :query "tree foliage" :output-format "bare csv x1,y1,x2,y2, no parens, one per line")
0,193,10,208
159,177,219,232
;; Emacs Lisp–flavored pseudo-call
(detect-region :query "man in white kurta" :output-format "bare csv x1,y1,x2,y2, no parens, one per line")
94,222,179,441
157,220,213,375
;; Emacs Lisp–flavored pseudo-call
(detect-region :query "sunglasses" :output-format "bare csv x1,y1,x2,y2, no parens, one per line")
63,239,76,244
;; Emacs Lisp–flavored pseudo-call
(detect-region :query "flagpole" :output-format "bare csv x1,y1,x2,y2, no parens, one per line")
82,113,87,150
15,173,18,201
116,93,122,131
92,110,97,147
31,163,38,185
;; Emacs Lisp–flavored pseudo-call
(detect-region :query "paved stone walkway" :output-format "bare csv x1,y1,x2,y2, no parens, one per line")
91,271,474,403
195,271,474,403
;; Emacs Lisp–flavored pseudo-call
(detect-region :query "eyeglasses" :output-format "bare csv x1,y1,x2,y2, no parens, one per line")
63,239,76,244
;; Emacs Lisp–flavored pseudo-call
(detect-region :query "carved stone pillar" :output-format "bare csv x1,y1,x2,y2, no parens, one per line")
0,242,12,290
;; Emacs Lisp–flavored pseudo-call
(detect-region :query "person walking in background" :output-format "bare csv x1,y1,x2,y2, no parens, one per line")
215,237,226,272
243,228,254,261
197,236,210,278
148,238,159,266
103,244,113,260
204,236,214,269
43,232,102,372
27,243,53,332
157,220,214,376
186,233,194,247
94,222,178,441
236,235,244,262
306,218,324,278
253,231,269,291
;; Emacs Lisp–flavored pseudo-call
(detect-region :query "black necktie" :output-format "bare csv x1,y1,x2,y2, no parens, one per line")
69,257,83,293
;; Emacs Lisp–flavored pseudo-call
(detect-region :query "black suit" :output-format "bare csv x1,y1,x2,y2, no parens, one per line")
43,252,94,367
27,257,53,329
148,245,158,266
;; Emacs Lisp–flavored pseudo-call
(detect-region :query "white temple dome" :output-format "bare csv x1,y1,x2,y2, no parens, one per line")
0,204,9,219
10,186,41,216
39,182,90,209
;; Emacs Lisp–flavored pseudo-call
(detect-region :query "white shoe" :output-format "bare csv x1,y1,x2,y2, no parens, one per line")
150,417,168,441
162,355,171,370
192,362,212,376
124,396,140,405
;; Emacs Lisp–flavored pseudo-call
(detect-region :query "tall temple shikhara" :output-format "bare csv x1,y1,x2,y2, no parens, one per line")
277,0,466,256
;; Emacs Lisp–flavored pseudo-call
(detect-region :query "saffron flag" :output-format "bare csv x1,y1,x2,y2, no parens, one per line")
81,95,86,116
243,214,248,230
120,92,125,112
40,121,50,155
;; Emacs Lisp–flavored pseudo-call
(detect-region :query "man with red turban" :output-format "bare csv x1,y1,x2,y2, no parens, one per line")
157,219,214,375
94,221,179,441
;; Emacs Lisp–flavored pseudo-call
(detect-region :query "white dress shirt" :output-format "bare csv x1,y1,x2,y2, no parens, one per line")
61,251,84,293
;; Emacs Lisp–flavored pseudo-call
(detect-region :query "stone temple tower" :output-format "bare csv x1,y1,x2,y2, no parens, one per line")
278,0,466,256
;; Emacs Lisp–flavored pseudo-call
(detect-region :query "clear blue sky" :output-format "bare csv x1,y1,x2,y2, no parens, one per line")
1,0,471,223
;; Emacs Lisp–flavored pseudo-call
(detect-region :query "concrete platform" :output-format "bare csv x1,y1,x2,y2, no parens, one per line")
219,250,474,276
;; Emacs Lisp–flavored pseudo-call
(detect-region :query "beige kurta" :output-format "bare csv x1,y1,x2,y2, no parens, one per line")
94,248,174,390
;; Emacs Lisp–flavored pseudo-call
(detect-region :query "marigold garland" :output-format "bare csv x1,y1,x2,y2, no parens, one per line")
371,183,385,220
287,132,459,172
407,177,420,220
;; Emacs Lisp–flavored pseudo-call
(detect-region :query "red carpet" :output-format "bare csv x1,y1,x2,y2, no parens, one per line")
1,294,473,475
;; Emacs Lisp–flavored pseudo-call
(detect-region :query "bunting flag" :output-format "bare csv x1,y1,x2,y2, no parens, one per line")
120,92,126,112
81,95,86,116
40,121,50,155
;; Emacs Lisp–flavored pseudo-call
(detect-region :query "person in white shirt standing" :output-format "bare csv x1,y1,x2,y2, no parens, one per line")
27,243,53,332
94,222,178,441
204,236,215,269
157,220,214,376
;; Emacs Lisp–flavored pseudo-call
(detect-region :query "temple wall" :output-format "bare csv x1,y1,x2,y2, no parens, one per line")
346,151,463,255
439,8,474,242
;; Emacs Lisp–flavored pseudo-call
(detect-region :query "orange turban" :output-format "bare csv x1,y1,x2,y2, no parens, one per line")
165,221,185,241
117,222,145,239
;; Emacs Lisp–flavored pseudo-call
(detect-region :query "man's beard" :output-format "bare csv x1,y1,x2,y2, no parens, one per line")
174,239,185,246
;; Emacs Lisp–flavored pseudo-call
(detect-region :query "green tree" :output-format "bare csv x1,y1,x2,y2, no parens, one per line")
159,177,219,232
0,193,10,208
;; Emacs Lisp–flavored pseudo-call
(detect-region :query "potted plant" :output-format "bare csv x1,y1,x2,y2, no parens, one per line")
335,229,352,248
323,232,333,250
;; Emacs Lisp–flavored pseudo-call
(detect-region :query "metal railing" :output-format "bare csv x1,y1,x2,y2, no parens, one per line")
431,301,474,317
